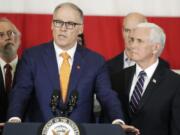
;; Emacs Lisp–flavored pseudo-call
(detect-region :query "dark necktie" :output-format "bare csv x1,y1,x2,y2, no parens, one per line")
130,71,146,113
4,64,12,92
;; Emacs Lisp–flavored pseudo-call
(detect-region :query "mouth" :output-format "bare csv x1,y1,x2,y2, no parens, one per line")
4,42,14,49
58,34,67,39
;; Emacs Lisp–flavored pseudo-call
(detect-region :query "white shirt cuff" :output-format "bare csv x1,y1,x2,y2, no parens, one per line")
8,117,21,123
112,119,125,125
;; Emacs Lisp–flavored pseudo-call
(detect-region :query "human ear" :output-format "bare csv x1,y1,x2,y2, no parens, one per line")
152,43,161,54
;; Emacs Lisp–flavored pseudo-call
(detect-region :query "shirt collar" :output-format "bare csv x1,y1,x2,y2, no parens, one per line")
53,41,77,59
124,51,129,62
0,56,18,72
135,59,159,79
124,51,134,62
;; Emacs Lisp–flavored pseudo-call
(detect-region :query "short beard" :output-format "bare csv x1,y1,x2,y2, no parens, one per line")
2,42,16,59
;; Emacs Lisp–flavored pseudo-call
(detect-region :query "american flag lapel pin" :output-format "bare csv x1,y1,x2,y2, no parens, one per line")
152,78,156,84
76,65,80,69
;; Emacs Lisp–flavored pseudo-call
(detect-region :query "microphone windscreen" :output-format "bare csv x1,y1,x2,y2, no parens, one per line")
72,90,78,99
50,90,59,114
52,89,59,96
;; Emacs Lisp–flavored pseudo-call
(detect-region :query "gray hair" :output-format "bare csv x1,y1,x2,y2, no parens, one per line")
136,22,166,55
53,2,84,23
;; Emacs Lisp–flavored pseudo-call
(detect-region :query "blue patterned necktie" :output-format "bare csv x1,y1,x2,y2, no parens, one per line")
130,71,146,113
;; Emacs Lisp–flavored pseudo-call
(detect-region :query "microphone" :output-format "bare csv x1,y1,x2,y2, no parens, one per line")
50,90,59,115
60,90,79,117
67,90,78,113
50,90,78,117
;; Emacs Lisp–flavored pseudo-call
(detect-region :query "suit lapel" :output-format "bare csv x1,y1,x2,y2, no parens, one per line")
42,42,60,90
0,68,4,88
0,68,5,96
125,66,136,117
119,52,124,70
125,66,136,97
66,45,84,101
12,60,19,87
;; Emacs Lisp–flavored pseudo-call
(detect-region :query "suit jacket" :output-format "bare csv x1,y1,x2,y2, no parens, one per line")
0,68,7,122
0,62,18,122
106,52,124,75
106,51,170,76
111,63,180,135
7,41,124,123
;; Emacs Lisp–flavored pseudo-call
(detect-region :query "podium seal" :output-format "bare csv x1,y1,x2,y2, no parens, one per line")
42,117,80,135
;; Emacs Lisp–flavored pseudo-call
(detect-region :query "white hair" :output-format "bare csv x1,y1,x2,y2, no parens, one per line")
136,22,166,55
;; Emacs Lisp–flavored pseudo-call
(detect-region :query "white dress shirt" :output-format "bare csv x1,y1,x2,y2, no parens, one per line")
123,52,135,69
129,60,159,101
0,56,18,85
54,41,77,70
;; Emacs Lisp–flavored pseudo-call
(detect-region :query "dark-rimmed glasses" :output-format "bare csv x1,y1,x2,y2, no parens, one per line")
53,20,82,29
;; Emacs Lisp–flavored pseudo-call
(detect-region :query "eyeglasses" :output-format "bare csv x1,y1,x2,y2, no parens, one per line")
0,30,17,40
123,28,132,33
53,20,82,29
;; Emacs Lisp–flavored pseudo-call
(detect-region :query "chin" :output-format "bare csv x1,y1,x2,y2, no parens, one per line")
56,41,67,47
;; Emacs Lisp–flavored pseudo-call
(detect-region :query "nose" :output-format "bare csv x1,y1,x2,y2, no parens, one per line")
4,33,12,41
128,37,134,47
128,39,136,50
59,23,67,31
129,41,135,49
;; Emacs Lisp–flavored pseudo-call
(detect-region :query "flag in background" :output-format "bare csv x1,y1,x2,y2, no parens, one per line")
0,0,180,70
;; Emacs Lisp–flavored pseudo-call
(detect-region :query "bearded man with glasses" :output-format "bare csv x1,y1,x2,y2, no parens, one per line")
0,18,21,135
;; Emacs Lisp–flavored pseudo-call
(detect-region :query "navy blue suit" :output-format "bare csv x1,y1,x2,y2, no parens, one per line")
7,41,124,123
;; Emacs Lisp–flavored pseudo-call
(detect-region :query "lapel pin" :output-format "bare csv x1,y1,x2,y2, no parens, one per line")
152,78,156,83
76,65,80,69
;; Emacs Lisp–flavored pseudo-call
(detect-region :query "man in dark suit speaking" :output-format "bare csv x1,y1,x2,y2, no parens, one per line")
7,2,139,134
111,22,180,135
